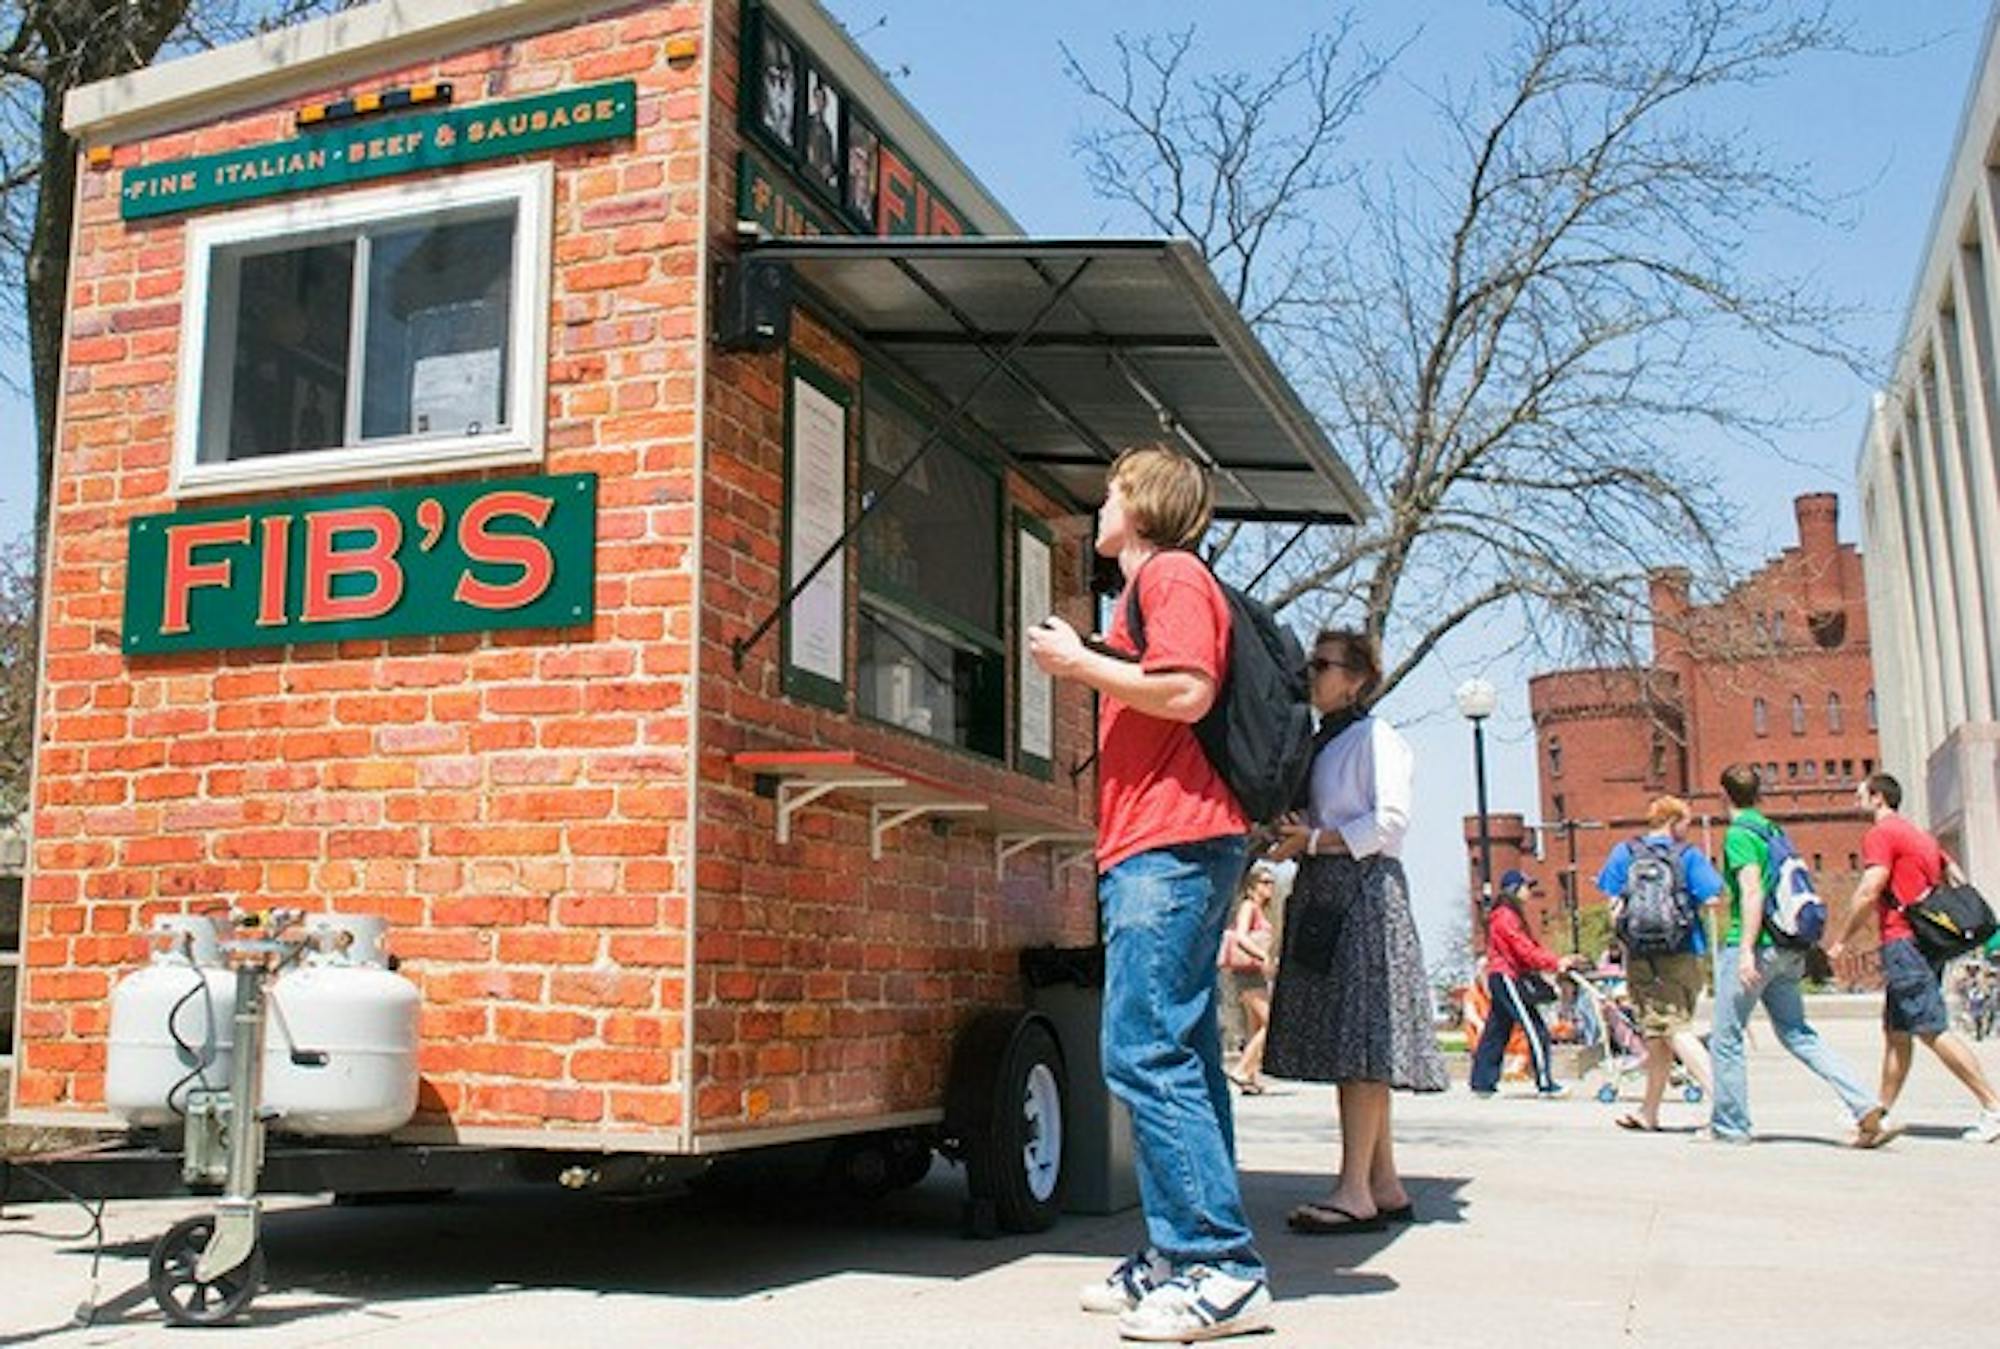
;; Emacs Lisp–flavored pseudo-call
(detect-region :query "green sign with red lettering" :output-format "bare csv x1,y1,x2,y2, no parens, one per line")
122,474,597,655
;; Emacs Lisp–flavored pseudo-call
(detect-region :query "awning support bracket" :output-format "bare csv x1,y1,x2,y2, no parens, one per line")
871,802,988,860
730,257,1096,671
776,777,904,844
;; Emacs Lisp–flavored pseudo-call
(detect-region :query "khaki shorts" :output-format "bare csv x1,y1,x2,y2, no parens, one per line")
1626,952,1704,1038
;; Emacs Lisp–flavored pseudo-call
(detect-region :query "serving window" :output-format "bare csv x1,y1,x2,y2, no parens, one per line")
172,163,552,496
855,376,1005,759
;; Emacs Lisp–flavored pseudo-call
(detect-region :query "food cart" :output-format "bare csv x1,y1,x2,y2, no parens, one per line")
5,0,1365,1322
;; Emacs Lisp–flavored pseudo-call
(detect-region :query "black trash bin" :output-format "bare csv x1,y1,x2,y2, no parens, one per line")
1021,944,1138,1215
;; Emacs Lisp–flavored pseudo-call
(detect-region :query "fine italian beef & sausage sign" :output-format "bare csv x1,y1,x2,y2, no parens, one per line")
119,81,636,220
122,474,597,655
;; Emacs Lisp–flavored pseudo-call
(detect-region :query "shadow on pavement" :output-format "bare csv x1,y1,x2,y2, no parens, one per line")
14,1166,1470,1335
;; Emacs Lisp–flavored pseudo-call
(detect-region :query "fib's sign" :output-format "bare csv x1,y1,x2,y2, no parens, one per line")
123,474,597,656
119,81,636,221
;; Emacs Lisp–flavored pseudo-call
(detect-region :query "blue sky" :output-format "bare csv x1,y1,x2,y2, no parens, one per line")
0,0,1990,962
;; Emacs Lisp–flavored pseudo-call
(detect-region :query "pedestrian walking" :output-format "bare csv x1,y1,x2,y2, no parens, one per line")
1220,862,1279,1095
1829,774,2000,1144
1028,444,1270,1340
1264,629,1448,1235
1595,795,1720,1132
1706,765,1889,1146
1468,871,1578,1098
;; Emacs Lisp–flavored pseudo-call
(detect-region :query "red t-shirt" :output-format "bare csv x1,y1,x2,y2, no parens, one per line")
1861,813,1944,946
1095,552,1248,871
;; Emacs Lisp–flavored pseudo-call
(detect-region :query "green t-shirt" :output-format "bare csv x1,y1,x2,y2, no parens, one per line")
1720,809,1774,948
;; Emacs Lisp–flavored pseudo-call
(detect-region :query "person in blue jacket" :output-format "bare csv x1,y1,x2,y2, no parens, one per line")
1595,796,1721,1132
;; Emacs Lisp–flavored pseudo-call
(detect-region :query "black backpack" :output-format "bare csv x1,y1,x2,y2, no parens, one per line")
1615,837,1696,956
1125,554,1315,825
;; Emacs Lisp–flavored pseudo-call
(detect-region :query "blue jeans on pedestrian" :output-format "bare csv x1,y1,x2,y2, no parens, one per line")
1710,943,1879,1139
1100,836,1264,1281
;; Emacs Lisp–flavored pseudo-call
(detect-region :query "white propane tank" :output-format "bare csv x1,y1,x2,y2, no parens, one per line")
262,914,421,1136
106,915,236,1127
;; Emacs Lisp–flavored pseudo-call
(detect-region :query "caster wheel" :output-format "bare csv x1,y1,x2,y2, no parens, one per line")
149,1215,264,1327
1596,1084,1618,1105
1683,1084,1704,1105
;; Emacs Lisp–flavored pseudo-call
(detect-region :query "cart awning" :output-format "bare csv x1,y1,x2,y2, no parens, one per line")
748,237,1368,525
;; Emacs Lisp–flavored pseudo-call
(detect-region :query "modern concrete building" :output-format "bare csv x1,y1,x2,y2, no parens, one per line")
1858,5,2000,874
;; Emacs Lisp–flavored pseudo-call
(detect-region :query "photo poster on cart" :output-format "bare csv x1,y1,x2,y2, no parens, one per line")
1015,513,1054,777
783,358,851,708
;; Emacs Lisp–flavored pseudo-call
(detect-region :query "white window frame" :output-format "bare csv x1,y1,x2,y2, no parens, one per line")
172,161,553,498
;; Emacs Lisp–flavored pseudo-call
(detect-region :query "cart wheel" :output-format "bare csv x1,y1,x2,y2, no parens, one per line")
149,1215,264,1327
1682,1084,1704,1105
1596,1083,1619,1105
947,1011,1067,1233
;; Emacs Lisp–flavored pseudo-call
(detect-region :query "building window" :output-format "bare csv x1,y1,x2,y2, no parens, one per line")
1847,852,1859,871
1802,760,1817,781
1824,759,1837,778
1753,697,1768,737
856,377,1004,757
1548,736,1563,778
1813,852,1824,872
1763,761,1778,784
1862,758,1875,774
1865,689,1878,730
1790,695,1806,735
1772,611,1786,644
1552,792,1567,821
1841,758,1854,779
1649,733,1667,783
174,164,553,496
1786,761,1798,780
1826,693,1842,734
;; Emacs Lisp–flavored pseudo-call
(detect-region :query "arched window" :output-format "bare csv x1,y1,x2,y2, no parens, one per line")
1790,695,1806,735
1826,693,1843,734
1773,611,1786,644
1866,689,1878,730
1547,735,1563,778
1753,698,1768,737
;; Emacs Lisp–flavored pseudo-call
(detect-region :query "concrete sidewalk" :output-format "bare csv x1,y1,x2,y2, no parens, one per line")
2,1019,1996,1347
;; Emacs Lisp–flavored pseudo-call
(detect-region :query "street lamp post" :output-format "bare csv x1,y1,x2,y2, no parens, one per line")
1455,679,1498,911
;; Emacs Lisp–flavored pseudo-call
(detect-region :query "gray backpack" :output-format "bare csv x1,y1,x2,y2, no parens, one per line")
1616,837,1695,956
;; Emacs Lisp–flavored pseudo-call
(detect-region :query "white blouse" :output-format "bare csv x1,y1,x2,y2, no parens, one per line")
1306,715,1414,859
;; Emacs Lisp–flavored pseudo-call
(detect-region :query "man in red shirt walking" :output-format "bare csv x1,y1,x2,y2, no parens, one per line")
1029,445,1268,1341
1830,773,2000,1143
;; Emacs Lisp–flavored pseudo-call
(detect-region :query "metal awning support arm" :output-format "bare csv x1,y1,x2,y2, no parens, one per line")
731,257,1096,670
1244,521,1313,598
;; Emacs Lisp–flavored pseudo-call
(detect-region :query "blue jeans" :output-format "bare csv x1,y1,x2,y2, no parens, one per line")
1100,837,1263,1281
1710,944,1879,1138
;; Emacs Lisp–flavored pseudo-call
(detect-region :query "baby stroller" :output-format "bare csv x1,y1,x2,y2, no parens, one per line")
1568,970,1704,1106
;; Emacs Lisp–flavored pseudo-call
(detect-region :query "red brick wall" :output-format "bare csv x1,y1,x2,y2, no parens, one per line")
19,3,711,1137
690,3,1097,1138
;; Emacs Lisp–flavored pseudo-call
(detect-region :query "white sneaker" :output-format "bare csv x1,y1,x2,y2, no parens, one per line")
1964,1109,2000,1144
1080,1246,1171,1315
1117,1265,1271,1342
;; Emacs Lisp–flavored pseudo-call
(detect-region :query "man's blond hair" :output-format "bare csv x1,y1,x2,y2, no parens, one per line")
1108,444,1213,550
1647,795,1692,829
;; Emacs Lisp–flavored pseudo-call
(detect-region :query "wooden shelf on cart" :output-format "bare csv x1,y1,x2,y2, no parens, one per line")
731,749,1095,869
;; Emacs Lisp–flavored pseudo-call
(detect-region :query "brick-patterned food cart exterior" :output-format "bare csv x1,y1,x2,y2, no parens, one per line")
15,0,1098,1160
11,0,1365,1231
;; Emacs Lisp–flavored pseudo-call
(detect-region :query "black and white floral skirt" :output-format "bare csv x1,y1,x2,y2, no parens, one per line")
1265,853,1448,1091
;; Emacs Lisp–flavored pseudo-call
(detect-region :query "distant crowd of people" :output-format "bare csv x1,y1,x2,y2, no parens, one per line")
1027,442,1997,1343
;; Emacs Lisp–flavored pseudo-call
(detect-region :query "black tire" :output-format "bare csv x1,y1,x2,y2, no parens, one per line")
148,1214,264,1327
947,1011,1067,1232
822,1131,933,1202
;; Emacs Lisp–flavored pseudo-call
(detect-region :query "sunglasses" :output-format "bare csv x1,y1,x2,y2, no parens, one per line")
1308,657,1357,675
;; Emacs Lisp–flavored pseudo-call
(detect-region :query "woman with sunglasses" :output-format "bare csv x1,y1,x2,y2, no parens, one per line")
1264,629,1447,1234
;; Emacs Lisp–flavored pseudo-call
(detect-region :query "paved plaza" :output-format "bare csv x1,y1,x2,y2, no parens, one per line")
2,1014,1996,1347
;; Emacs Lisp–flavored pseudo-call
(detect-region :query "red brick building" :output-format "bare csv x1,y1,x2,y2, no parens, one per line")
1469,494,1881,949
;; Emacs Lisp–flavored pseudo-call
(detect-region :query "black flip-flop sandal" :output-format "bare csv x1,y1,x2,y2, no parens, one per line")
1379,1203,1416,1223
1287,1202,1387,1234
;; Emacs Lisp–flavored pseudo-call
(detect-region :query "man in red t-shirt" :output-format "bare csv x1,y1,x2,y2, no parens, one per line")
1028,445,1267,1341
1830,773,2000,1143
